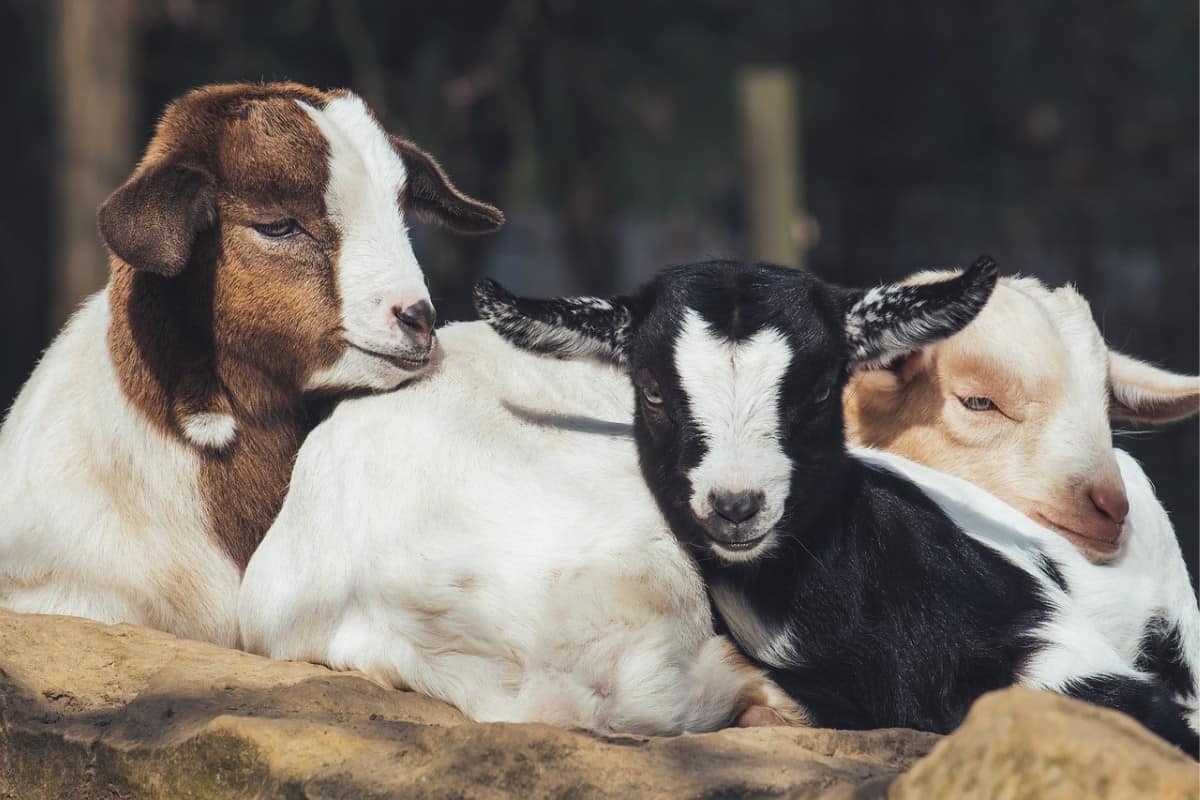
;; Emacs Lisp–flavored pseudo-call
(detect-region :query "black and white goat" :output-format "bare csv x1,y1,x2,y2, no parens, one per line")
475,257,1199,756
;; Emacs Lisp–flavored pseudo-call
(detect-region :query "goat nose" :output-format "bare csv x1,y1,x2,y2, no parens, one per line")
711,491,763,524
1089,483,1129,525
393,300,436,349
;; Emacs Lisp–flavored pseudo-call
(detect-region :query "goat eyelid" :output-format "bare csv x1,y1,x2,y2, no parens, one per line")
955,394,1018,421
251,218,309,239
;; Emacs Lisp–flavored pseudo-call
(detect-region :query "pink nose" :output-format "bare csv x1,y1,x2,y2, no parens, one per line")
1089,483,1129,526
392,300,436,351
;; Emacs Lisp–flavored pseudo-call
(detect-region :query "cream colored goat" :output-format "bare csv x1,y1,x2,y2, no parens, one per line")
846,274,1199,563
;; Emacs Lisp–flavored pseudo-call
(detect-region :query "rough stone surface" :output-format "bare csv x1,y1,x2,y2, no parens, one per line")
891,687,1199,800
0,610,934,799
0,609,1193,799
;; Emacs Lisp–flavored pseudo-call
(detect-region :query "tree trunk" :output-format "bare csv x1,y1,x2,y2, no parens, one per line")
51,0,136,329
738,68,811,269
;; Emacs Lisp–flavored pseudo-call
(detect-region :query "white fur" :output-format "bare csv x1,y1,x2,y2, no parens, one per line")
675,309,794,561
999,280,1118,511
240,321,772,734
710,581,801,669
0,294,241,645
181,412,238,450
300,95,432,393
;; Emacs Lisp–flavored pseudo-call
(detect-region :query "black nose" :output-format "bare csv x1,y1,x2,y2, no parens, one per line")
394,300,436,349
711,491,763,524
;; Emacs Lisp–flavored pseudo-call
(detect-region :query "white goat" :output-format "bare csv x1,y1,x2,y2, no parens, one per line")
240,320,794,733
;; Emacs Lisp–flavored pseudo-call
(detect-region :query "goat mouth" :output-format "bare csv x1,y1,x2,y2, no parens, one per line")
1033,513,1122,555
708,534,768,552
349,343,431,371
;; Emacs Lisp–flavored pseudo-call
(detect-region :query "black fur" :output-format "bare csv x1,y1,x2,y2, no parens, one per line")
844,255,998,366
1136,616,1197,701
478,259,1198,757
1035,553,1069,593
473,278,635,363
1063,674,1198,759
714,463,1051,733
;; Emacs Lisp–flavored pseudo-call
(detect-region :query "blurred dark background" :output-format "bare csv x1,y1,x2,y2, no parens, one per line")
2,0,1196,582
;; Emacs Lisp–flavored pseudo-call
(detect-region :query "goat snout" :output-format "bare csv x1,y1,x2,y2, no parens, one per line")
393,300,436,352
711,490,763,524
1089,483,1130,526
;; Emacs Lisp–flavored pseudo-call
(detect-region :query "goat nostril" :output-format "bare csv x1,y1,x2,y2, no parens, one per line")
711,491,763,524
393,300,436,341
1089,485,1130,525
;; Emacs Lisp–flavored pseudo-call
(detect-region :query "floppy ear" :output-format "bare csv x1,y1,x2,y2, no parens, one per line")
391,137,505,235
473,278,636,365
97,161,217,277
842,255,999,368
1108,351,1200,424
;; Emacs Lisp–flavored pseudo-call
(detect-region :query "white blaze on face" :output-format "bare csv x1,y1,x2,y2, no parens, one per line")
674,309,794,558
300,94,432,392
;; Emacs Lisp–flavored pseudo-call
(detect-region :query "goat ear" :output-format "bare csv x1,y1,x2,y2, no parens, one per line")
842,255,998,369
98,162,217,277
391,137,505,235
1108,351,1200,424
473,278,635,365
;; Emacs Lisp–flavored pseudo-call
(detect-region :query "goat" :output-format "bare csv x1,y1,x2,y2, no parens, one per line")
238,320,799,734
846,273,1200,562
476,257,1199,756
845,273,1200,714
0,82,502,646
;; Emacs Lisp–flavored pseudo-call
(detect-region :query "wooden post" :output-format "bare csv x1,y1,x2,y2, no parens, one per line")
737,68,815,269
51,0,137,329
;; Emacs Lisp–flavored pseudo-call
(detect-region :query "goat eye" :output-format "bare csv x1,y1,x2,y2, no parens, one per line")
252,219,300,238
641,385,664,407
959,395,997,412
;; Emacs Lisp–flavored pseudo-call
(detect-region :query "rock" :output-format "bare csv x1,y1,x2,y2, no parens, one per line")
2,610,1191,799
0,609,935,799
891,687,1198,800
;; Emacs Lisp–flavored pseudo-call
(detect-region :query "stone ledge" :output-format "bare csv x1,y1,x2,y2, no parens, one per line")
0,609,1191,799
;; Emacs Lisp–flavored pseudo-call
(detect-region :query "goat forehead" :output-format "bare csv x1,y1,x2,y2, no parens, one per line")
209,98,331,201
942,285,1067,389
674,308,793,437
1008,281,1108,394
297,95,408,225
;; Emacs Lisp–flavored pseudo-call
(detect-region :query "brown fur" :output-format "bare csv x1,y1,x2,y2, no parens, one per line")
98,82,502,569
721,640,813,728
392,136,505,234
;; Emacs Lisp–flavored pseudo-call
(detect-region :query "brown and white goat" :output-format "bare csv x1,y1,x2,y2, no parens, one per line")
845,274,1199,562
0,82,502,645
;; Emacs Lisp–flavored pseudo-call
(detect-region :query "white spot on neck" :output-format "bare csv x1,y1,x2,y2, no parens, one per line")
181,412,237,451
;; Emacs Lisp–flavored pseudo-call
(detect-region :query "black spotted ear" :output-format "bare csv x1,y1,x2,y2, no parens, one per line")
473,278,636,365
391,136,505,235
98,161,217,277
843,255,999,368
